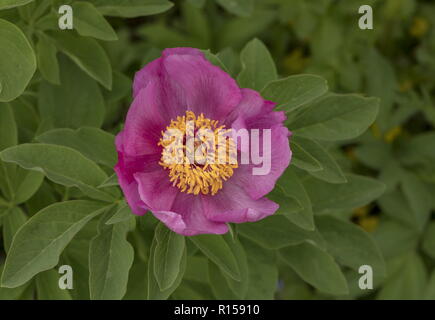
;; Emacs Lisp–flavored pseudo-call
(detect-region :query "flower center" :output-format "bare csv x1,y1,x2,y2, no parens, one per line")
158,111,238,196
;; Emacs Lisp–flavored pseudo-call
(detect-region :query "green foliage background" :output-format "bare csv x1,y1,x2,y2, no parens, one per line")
0,0,434,300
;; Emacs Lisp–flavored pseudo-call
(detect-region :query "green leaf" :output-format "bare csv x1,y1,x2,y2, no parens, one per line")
0,144,114,202
35,269,72,300
261,75,328,112
36,33,60,85
425,271,435,300
190,234,241,281
2,207,27,253
24,181,57,216
216,0,253,17
208,234,249,299
38,56,105,129
237,38,277,91
0,160,14,202
422,222,435,259
373,218,419,260
377,252,427,300
378,190,416,230
217,47,240,77
218,10,275,49
379,171,432,232
10,98,38,142
89,210,134,300
398,132,435,166
238,215,324,250
103,71,131,103
123,259,148,300
61,218,99,300
290,139,322,172
36,127,116,167
147,235,187,300
0,207,6,222
316,216,386,282
187,0,205,8
153,223,186,291
277,168,314,230
47,31,112,89
208,261,237,299
290,94,380,141
355,140,393,170
1,200,107,288
90,0,174,18
138,24,201,48
0,265,30,300
0,19,36,102
0,103,17,200
106,201,132,224
242,238,278,299
279,242,349,295
292,136,346,183
11,168,44,205
182,1,210,48
361,48,396,132
202,50,230,73
172,278,214,300
0,103,17,151
0,0,33,10
98,174,118,188
72,2,118,41
183,256,208,283
378,160,403,193
303,174,385,214
400,172,432,230
223,234,249,298
267,187,305,226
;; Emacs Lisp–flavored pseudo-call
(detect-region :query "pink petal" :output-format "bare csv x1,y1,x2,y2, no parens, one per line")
232,125,292,200
203,181,279,223
122,82,169,157
115,131,161,215
229,88,286,130
134,170,178,212
133,47,242,123
153,193,228,236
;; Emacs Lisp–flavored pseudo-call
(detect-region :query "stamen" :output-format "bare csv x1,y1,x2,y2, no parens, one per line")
158,111,238,196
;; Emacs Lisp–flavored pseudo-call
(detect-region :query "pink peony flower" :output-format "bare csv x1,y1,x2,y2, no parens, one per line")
114,48,292,236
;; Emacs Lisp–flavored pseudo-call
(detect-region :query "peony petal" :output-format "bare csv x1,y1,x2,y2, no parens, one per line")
134,170,178,212
229,88,286,130
133,58,161,99
152,210,187,235
232,125,292,199
134,47,242,123
113,172,146,215
115,131,161,215
163,51,242,121
114,165,147,215
153,192,228,236
122,82,172,157
203,181,279,223
226,88,292,199
133,49,204,99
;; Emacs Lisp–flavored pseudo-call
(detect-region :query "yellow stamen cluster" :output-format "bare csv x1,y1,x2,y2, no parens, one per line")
158,111,238,196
